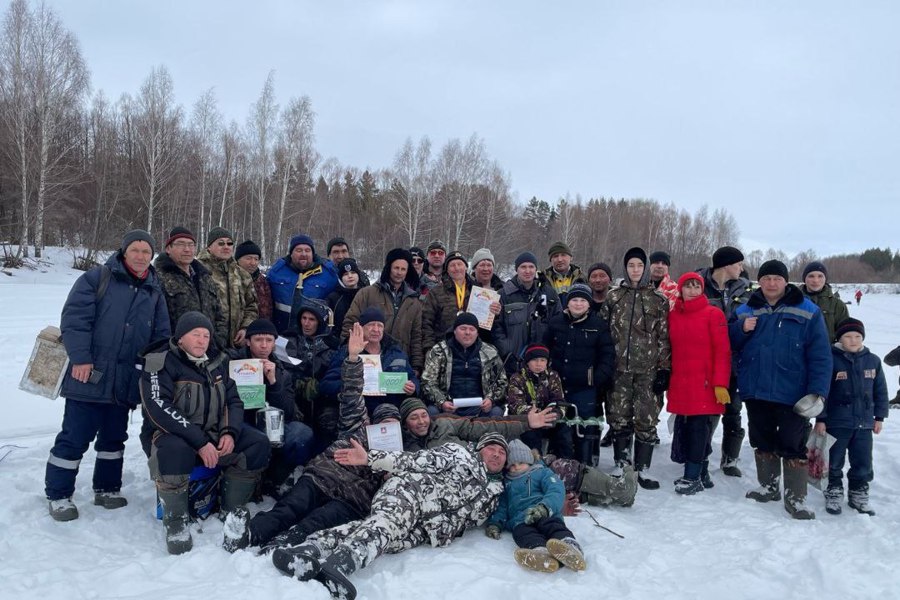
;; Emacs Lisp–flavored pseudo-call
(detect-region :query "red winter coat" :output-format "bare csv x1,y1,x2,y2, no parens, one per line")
667,294,731,416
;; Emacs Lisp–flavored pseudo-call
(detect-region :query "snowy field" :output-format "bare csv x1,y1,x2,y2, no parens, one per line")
1,249,899,600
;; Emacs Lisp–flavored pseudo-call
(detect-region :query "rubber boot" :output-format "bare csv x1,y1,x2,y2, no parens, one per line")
315,545,358,600
824,485,843,515
746,451,781,502
848,483,875,516
783,458,815,520
580,463,637,507
633,440,660,490
700,460,714,489
720,428,744,477
159,484,193,555
611,430,633,468
221,475,258,514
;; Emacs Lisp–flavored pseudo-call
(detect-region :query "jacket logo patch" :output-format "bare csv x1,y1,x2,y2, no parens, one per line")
834,371,847,380
864,369,876,379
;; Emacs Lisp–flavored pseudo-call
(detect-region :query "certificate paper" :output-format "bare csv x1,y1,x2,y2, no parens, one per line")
467,286,501,330
229,359,266,409
274,336,302,366
361,354,386,396
452,397,483,409
366,421,404,452
378,372,408,394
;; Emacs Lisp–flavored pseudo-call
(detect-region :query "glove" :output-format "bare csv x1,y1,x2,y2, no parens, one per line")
714,386,731,405
485,524,502,540
523,503,550,525
652,369,671,394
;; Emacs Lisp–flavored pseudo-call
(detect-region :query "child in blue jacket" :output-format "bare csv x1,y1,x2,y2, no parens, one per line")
484,439,585,573
815,318,888,516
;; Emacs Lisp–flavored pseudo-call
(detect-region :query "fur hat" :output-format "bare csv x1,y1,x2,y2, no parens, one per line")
506,439,534,466
235,240,262,261
475,432,509,454
548,241,572,257
802,261,828,281
206,226,233,248
399,397,428,423
121,229,155,254
515,251,538,270
835,317,865,340
380,248,418,288
245,318,278,339
648,251,671,266
289,234,315,255
757,259,789,281
372,403,401,424
174,311,214,341
712,246,744,270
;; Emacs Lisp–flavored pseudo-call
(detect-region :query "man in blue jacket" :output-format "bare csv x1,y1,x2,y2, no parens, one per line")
267,234,338,333
45,230,171,521
730,259,832,520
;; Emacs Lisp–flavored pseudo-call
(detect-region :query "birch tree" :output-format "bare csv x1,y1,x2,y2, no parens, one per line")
136,65,180,233
247,72,278,257
272,95,315,254
190,88,221,243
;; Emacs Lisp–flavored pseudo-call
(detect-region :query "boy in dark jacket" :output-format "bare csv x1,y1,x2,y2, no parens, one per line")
815,318,888,516
507,344,568,456
485,439,585,573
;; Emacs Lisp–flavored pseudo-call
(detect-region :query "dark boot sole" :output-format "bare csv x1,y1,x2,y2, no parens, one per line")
316,565,357,600
272,548,321,581
825,506,842,515
637,476,660,490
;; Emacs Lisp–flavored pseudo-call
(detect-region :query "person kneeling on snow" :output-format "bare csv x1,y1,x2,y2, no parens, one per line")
484,439,586,573
141,312,271,554
271,433,511,600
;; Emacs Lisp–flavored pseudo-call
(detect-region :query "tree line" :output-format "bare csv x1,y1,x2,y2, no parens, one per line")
1,0,893,283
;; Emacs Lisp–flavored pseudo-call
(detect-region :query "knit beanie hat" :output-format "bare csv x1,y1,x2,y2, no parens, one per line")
548,241,572,257
444,250,468,271
289,234,315,255
475,431,509,454
165,226,195,248
648,251,671,266
174,311,214,341
359,307,386,326
121,229,155,254
372,403,401,424
245,318,278,339
515,251,538,270
206,226,233,248
757,259,789,281
427,240,447,253
712,246,744,270
623,247,647,269
677,272,705,292
399,397,428,424
470,248,494,269
835,317,865,340
566,283,592,304
453,312,479,330
523,344,550,363
802,261,828,281
506,439,534,466
587,262,613,280
337,258,362,278
235,240,262,261
327,237,349,255
409,247,425,261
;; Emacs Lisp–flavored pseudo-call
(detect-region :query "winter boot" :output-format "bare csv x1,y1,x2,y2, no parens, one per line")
700,460,714,489
782,458,815,520
675,462,703,495
611,430,633,468
220,475,258,519
222,506,251,553
48,497,79,522
824,485,843,515
889,389,900,409
848,484,875,516
315,546,358,600
94,491,128,509
580,463,637,507
633,440,660,490
599,427,614,448
720,428,745,477
272,543,322,581
158,484,193,555
746,451,781,503
514,546,560,573
547,537,586,571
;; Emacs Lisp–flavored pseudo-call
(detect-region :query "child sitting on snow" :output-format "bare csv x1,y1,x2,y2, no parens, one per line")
815,318,888,516
484,439,585,573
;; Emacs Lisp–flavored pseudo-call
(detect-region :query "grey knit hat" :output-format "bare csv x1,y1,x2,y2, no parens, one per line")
174,311,214,341
121,229,155,254
506,439,534,466
470,248,495,269
206,226,233,248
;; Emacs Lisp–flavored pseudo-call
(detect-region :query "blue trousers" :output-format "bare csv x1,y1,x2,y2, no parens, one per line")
827,427,874,490
45,399,130,500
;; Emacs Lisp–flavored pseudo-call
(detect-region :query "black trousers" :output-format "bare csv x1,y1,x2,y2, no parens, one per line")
675,415,714,464
512,516,574,550
153,424,270,478
745,399,809,460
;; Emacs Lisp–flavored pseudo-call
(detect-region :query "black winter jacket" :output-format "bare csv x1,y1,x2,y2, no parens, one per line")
543,310,616,392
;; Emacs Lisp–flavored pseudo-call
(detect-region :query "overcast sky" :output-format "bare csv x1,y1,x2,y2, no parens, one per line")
46,0,900,258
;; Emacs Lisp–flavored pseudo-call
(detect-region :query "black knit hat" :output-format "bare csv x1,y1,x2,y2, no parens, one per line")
121,229,155,254
399,397,428,423
515,251,538,269
443,250,468,271
327,237,349,255
165,226,195,248
359,307,385,326
235,240,262,261
757,259,789,281
712,246,744,270
623,247,647,269
587,262,613,280
246,318,278,339
337,258,361,278
648,251,670,266
174,311,214,341
802,261,828,281
409,247,425,261
206,226,233,248
835,317,865,340
453,312,479,330
372,403,401,424
523,344,550,363
566,283,592,304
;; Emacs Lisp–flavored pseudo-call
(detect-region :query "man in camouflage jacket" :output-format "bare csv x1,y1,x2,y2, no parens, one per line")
198,227,259,348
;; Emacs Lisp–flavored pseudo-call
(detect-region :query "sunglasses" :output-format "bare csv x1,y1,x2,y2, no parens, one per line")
216,240,234,247
428,250,445,256
412,258,424,264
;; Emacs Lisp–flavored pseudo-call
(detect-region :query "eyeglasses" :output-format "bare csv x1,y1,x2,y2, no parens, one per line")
412,258,424,264
216,240,234,247
428,250,445,256
171,241,196,249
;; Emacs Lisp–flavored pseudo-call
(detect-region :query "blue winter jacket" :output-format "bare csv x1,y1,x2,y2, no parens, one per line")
268,255,338,333
487,463,565,532
729,285,832,407
59,253,171,408
319,335,420,401
818,345,888,430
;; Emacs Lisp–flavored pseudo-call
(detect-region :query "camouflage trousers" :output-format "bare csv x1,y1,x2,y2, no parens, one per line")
607,370,660,444
305,475,429,572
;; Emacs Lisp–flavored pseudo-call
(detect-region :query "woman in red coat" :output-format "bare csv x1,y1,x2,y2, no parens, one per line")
667,272,731,494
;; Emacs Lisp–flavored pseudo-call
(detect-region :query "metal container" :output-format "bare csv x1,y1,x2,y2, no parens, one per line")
257,404,284,447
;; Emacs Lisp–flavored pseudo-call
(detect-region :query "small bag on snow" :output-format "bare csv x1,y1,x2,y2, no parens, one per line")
806,430,836,490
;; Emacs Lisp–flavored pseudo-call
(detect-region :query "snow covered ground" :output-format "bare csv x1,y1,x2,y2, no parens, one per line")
1,248,899,600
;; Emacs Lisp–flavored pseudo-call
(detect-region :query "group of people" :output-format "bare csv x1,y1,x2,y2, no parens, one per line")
43,227,893,599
